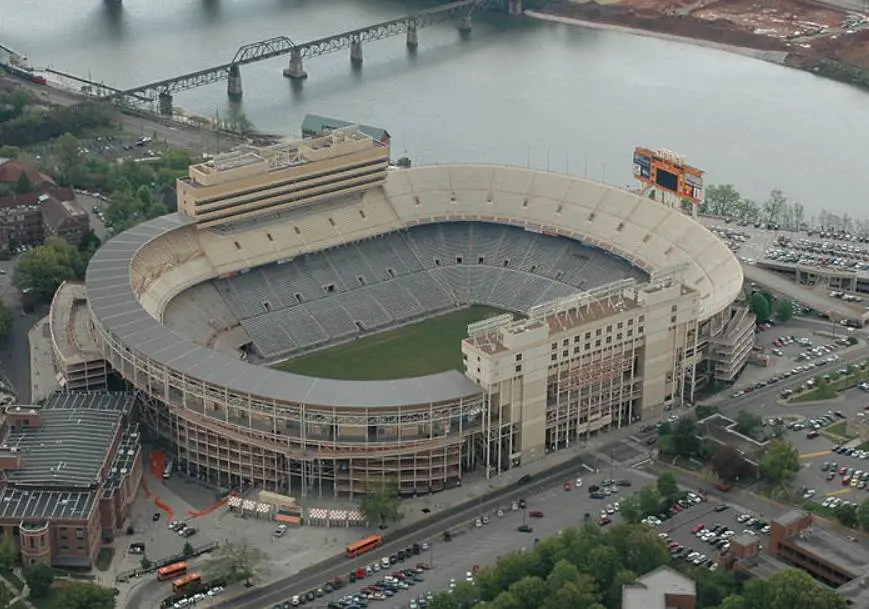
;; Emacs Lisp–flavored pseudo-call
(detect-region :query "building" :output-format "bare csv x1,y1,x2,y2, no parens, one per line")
49,282,108,392
0,159,54,190
0,393,142,568
621,565,697,609
697,412,768,471
55,131,748,497
0,185,89,254
300,114,390,145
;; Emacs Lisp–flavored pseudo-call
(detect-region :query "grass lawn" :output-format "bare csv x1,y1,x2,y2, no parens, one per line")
272,305,509,380
823,421,856,441
96,547,114,572
3,569,24,592
28,590,63,609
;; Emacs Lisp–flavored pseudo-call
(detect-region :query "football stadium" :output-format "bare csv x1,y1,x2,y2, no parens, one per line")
52,127,752,498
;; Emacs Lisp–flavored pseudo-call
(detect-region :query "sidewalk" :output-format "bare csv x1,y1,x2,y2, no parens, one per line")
27,315,59,403
1,569,35,609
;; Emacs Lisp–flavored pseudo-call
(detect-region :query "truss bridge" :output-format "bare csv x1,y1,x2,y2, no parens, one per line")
101,0,521,114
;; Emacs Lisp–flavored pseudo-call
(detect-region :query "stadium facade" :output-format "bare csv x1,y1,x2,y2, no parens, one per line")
56,127,752,498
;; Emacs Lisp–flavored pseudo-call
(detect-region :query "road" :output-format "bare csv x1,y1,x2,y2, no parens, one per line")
4,76,242,154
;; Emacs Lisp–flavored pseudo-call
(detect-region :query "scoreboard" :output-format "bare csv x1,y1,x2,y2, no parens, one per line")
632,147,704,206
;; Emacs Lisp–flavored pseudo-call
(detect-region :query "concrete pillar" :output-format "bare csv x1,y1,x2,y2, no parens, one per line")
283,48,307,80
158,91,172,116
508,0,523,15
227,64,243,100
350,37,363,65
406,23,419,49
458,13,472,33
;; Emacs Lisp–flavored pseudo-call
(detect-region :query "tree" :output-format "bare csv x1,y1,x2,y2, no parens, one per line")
760,440,800,488
450,581,480,608
750,292,771,321
743,568,848,609
773,299,793,323
833,503,858,528
695,404,719,420
140,555,152,570
22,561,55,598
702,184,742,216
54,581,115,609
359,480,403,528
0,535,16,571
857,499,869,531
12,237,86,302
182,541,194,556
0,299,12,342
735,410,763,438
635,485,662,517
203,538,266,586
0,582,11,607
672,417,700,458
710,446,753,482
54,133,83,177
656,473,680,502
15,170,32,194
618,495,643,524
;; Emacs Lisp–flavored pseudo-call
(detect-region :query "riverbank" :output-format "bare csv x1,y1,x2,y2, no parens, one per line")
525,10,790,65
534,0,869,92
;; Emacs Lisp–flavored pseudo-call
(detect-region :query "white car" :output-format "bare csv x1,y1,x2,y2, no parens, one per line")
273,524,288,537
575,477,583,487
465,571,474,582
802,489,816,499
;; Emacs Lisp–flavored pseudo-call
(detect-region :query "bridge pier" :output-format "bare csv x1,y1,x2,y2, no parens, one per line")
508,0,523,15
158,91,173,116
283,48,308,80
458,13,472,33
227,64,243,100
406,23,419,49
350,37,363,65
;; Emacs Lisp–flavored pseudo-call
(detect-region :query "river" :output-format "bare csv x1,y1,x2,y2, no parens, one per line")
3,0,869,218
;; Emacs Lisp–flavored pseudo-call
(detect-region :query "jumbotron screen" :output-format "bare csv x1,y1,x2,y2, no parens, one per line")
633,147,704,205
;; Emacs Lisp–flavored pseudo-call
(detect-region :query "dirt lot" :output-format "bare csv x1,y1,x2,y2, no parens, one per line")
542,0,869,75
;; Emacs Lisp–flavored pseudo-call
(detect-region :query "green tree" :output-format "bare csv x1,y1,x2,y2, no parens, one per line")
0,582,11,607
742,568,848,609
856,499,869,531
54,581,115,609
617,495,643,524
833,503,858,528
543,574,598,609
696,568,738,609
702,184,742,216
13,237,86,302
507,575,548,609
635,486,661,517
15,170,32,194
655,473,680,502
182,541,194,556
0,299,12,342
0,145,21,159
605,569,637,609
735,410,763,437
428,594,459,609
0,535,16,571
672,417,700,458
710,445,753,482
695,404,719,420
760,440,800,490
22,561,55,598
54,133,83,177
359,480,403,528
450,581,480,608
140,555,152,570
773,299,794,323
750,293,771,321
203,538,266,586
719,595,748,609
606,524,669,576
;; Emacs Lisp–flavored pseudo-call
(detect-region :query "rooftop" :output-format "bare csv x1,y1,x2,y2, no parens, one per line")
301,114,390,142
775,509,811,527
786,522,869,577
0,488,96,521
621,565,696,609
50,281,102,364
2,392,134,488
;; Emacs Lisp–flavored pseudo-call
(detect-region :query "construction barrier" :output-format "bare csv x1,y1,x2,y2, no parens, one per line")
305,507,365,528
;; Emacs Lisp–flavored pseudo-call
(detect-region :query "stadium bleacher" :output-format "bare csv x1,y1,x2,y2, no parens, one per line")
172,222,644,359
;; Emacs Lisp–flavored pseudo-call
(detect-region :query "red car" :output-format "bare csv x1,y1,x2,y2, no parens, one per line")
563,481,572,491
529,510,545,518
599,517,612,526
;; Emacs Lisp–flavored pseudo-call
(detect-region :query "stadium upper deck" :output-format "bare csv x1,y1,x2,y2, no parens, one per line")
86,165,742,410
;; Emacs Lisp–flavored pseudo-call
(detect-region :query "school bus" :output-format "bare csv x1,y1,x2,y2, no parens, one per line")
345,534,383,558
172,572,202,594
156,561,187,581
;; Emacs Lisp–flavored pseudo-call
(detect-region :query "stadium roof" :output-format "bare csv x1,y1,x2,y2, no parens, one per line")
85,213,483,409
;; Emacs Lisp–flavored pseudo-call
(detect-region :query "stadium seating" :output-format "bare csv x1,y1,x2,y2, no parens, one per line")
170,221,645,359
162,283,245,348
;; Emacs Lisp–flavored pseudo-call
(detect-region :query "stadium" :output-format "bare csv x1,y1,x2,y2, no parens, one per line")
54,127,751,498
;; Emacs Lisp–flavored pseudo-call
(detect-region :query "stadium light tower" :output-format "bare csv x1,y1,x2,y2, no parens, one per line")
632,147,705,218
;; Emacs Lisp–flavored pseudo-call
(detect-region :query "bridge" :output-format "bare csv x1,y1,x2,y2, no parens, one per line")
103,0,521,114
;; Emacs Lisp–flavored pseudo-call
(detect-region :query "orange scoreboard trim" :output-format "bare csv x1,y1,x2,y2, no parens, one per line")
633,147,704,205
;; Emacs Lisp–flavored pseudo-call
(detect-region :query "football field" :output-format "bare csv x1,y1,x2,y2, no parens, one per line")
271,305,509,381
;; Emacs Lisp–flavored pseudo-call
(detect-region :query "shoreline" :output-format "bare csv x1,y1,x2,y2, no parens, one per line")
525,10,790,66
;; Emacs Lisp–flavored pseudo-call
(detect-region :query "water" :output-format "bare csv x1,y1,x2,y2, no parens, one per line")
4,0,869,218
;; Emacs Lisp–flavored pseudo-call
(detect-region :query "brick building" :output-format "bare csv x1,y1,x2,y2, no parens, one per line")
622,565,697,609
0,393,142,569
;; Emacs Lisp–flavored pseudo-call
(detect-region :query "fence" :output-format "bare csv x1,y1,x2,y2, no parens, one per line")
115,541,219,583
305,507,366,528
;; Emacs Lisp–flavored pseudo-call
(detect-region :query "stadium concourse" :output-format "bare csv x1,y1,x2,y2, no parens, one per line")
53,129,747,499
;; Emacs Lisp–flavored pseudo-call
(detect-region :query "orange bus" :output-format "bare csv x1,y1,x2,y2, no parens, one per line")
172,573,202,594
345,534,383,558
156,561,187,581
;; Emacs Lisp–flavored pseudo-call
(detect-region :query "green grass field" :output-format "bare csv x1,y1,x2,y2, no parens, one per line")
272,305,509,380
